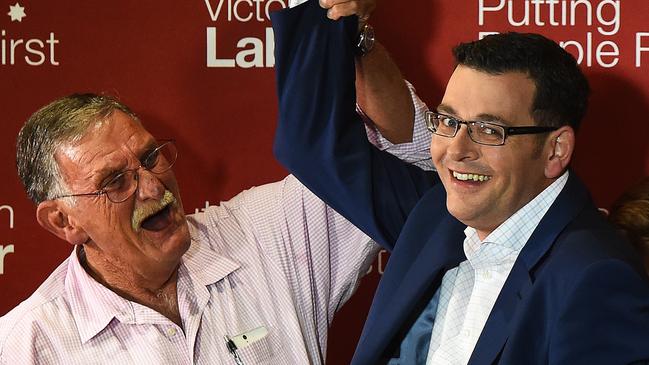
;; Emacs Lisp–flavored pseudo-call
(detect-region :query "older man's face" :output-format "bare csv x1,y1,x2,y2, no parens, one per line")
56,110,190,276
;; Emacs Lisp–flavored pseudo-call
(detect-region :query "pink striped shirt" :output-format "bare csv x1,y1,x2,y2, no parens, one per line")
0,176,376,364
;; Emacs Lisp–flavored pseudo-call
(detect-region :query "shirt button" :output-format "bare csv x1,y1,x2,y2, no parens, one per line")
482,270,492,279
464,329,471,337
167,327,177,336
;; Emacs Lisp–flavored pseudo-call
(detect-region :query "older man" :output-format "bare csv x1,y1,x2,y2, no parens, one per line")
0,5,431,365
273,1,649,364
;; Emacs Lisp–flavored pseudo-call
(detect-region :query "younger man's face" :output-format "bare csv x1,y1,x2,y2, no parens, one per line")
431,65,554,239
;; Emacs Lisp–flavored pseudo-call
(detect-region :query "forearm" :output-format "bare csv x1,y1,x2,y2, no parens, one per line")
356,43,415,144
365,80,433,171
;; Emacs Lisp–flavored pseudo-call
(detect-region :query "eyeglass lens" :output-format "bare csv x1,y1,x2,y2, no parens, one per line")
429,114,506,146
102,141,178,202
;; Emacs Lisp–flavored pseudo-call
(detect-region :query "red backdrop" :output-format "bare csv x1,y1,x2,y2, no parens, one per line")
1,1,648,363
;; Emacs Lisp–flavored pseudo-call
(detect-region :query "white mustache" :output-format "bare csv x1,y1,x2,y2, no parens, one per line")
131,190,176,231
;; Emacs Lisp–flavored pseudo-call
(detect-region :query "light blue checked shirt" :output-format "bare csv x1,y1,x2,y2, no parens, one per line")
427,171,569,365
389,171,568,365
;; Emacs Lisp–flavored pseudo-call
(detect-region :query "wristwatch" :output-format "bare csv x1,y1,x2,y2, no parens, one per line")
356,23,375,56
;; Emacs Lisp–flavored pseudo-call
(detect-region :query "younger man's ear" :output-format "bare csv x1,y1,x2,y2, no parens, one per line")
36,201,89,245
544,126,575,179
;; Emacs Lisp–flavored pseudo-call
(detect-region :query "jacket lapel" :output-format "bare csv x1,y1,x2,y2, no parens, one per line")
354,207,466,364
468,172,592,364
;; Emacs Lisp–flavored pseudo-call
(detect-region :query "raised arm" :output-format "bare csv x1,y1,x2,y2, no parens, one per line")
271,1,437,250
318,0,416,143
356,43,415,143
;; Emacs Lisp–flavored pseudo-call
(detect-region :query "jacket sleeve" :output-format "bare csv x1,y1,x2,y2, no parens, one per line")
271,0,437,250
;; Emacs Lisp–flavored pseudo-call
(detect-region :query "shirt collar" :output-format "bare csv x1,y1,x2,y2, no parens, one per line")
181,231,241,287
463,171,569,268
65,226,241,343
65,246,131,344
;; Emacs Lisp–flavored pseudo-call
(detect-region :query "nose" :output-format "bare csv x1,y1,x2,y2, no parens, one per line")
136,168,166,201
445,125,479,162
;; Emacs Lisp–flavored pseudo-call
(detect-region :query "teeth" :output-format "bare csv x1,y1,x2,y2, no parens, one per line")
452,171,491,182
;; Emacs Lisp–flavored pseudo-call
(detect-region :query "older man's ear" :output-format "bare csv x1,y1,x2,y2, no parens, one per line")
36,201,89,245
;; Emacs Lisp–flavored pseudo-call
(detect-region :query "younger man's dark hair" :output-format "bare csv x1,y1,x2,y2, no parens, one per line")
453,32,590,131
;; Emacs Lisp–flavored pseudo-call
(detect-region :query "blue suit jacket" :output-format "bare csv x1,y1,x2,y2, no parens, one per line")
271,2,649,364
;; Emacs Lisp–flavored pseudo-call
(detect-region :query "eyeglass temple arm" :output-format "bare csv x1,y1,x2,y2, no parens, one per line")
506,126,558,135
53,191,104,199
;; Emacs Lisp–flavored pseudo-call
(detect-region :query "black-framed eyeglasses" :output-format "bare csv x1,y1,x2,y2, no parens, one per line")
425,111,558,146
52,139,178,203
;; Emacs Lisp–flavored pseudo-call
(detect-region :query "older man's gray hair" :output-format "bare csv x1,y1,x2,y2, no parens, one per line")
16,94,138,205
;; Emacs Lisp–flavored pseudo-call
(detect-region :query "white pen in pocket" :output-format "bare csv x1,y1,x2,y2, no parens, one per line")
229,326,269,350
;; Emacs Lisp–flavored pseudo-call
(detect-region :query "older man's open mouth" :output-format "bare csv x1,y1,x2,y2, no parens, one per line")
133,190,176,232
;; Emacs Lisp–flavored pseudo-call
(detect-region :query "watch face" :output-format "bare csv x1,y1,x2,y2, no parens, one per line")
360,24,375,54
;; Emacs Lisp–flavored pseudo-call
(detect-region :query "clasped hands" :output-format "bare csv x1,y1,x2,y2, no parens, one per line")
319,0,377,25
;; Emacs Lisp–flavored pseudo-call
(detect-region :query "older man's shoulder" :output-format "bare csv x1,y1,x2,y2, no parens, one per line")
0,258,71,350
